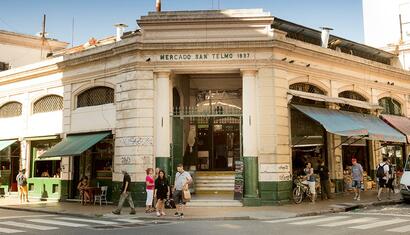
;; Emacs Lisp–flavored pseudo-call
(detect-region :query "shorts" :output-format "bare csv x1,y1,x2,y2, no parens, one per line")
378,178,387,188
18,185,28,195
173,190,186,205
308,181,316,194
146,189,153,206
352,180,361,189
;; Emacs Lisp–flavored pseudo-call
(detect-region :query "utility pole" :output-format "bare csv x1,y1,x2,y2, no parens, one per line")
40,14,46,59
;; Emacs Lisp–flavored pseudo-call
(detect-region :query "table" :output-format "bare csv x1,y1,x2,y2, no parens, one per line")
82,187,102,205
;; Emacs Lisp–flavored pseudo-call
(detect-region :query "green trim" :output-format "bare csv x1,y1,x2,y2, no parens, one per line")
27,178,69,200
243,156,258,198
156,157,171,178
259,181,292,205
111,182,146,207
243,197,261,206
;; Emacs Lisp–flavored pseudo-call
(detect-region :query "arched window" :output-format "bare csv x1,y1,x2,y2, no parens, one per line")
338,91,367,102
379,97,402,115
33,95,63,114
0,102,22,118
289,83,325,95
77,86,114,108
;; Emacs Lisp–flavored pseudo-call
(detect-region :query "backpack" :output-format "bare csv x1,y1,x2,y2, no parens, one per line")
376,164,386,178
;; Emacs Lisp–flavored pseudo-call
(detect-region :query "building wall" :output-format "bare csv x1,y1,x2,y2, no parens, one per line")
0,44,45,69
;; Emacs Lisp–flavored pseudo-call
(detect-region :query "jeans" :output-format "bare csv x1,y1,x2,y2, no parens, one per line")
115,192,135,212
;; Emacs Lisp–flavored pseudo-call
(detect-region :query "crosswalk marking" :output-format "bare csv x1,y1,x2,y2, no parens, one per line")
386,225,410,233
319,217,377,227
290,216,350,225
0,221,58,231
115,218,145,223
0,215,55,220
0,227,24,234
26,218,89,227
349,218,409,230
57,217,118,225
264,216,324,224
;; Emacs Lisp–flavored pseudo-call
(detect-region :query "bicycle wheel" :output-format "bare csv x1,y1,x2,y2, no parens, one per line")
293,187,303,204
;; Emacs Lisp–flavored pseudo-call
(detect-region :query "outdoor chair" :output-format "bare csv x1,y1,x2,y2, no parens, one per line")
94,186,108,206
0,187,5,198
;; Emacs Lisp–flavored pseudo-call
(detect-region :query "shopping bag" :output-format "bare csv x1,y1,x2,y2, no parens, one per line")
182,189,191,202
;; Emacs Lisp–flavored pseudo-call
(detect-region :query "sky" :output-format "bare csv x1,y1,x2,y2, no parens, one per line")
0,0,364,47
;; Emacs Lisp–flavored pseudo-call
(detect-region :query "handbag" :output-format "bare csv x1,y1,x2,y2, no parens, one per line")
182,188,191,202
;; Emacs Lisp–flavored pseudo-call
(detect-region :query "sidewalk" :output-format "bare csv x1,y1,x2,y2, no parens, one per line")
0,190,403,221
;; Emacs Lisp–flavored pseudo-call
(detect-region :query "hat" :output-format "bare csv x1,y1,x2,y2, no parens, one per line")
351,158,357,162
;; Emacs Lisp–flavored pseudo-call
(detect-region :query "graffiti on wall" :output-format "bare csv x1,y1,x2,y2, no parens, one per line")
118,137,153,146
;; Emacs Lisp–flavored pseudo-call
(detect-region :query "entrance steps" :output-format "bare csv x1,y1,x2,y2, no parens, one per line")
189,192,242,207
194,171,235,193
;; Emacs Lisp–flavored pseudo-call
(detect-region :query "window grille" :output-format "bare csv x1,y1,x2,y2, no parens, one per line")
379,97,401,116
33,95,63,114
77,86,114,108
338,91,367,101
289,83,325,95
0,102,22,118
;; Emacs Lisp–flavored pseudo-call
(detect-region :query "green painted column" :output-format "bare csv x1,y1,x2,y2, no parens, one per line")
156,157,170,178
244,156,258,198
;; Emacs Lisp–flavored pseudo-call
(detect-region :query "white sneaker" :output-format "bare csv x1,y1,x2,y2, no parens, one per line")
356,197,360,201
156,212,161,217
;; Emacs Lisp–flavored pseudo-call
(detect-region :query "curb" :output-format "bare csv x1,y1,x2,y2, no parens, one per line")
0,199,403,221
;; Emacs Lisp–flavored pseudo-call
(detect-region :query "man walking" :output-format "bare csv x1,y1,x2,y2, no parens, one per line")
173,164,192,219
377,157,390,201
351,158,363,201
112,170,136,215
317,160,331,200
16,169,28,203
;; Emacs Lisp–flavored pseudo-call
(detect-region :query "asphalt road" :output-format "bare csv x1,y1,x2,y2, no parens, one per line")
1,204,410,235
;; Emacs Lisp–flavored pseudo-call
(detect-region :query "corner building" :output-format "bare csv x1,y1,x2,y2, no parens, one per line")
1,9,410,206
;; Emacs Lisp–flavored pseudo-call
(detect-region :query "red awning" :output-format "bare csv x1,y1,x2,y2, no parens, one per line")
381,114,410,143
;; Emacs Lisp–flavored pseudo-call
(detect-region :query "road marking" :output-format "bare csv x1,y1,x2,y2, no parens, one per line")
0,221,58,231
386,225,410,233
26,219,88,227
0,227,24,234
115,218,145,223
57,217,118,225
345,212,410,218
0,215,55,220
318,217,377,227
350,218,408,229
290,216,350,225
264,216,324,224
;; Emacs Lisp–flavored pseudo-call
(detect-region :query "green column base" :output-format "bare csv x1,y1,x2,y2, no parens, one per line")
156,157,171,178
243,156,258,199
111,181,146,207
333,179,344,193
243,197,261,206
259,181,292,205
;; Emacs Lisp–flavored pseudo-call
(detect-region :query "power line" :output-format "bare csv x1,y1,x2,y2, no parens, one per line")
0,16,19,32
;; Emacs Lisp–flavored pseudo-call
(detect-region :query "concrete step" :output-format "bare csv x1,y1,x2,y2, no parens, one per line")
195,176,235,181
196,187,234,192
188,200,242,207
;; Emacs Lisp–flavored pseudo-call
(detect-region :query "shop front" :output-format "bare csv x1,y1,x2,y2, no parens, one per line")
0,140,20,193
39,131,113,202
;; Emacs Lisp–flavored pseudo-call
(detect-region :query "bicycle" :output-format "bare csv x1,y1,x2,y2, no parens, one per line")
293,176,313,204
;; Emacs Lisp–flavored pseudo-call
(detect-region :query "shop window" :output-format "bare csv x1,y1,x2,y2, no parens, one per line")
289,83,326,95
52,184,59,193
28,183,34,191
0,102,22,118
33,95,63,114
338,91,367,101
378,97,402,116
77,86,114,108
31,140,61,178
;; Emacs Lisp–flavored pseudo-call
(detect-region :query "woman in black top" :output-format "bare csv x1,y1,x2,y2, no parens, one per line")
154,170,170,217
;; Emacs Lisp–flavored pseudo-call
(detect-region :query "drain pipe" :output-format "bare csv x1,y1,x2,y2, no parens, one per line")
320,27,333,48
156,0,161,12
114,23,128,42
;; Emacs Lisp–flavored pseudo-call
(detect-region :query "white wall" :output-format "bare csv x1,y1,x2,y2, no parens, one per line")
70,104,116,133
0,43,45,69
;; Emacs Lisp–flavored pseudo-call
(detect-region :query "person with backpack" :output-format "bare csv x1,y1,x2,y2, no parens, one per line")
376,157,390,201
16,169,28,203
351,158,363,201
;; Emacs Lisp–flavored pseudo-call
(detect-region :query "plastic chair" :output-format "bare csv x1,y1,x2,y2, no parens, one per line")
94,186,108,206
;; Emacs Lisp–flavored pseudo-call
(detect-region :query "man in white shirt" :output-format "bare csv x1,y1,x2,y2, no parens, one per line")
377,157,390,201
173,164,192,219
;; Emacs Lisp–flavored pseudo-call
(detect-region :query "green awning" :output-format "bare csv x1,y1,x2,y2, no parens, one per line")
0,139,17,152
293,105,406,143
39,132,111,158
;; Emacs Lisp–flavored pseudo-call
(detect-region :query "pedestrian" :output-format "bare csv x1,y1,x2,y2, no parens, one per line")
112,170,136,215
16,169,28,203
173,164,192,219
303,162,316,203
317,160,332,200
145,168,155,213
153,167,161,209
154,169,170,217
376,157,390,201
351,158,364,201
386,158,395,199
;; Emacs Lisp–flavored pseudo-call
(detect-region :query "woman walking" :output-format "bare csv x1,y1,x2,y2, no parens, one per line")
154,169,170,217
145,168,155,213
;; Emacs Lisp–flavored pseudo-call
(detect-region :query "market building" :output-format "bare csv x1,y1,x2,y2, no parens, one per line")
1,9,410,206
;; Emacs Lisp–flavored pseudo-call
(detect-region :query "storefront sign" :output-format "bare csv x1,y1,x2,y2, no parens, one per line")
234,161,244,200
158,52,252,61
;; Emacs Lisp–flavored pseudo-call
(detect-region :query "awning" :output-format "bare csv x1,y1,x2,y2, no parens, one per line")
288,90,382,110
39,132,111,158
381,114,410,143
292,105,406,143
0,139,17,152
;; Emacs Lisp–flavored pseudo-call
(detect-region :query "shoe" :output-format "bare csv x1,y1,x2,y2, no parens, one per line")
161,212,166,216
179,213,184,219
377,196,381,201
156,211,161,217
356,197,360,201
112,210,121,215
174,212,179,217
130,209,136,215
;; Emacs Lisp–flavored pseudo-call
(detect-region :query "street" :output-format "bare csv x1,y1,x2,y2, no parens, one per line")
0,204,410,234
